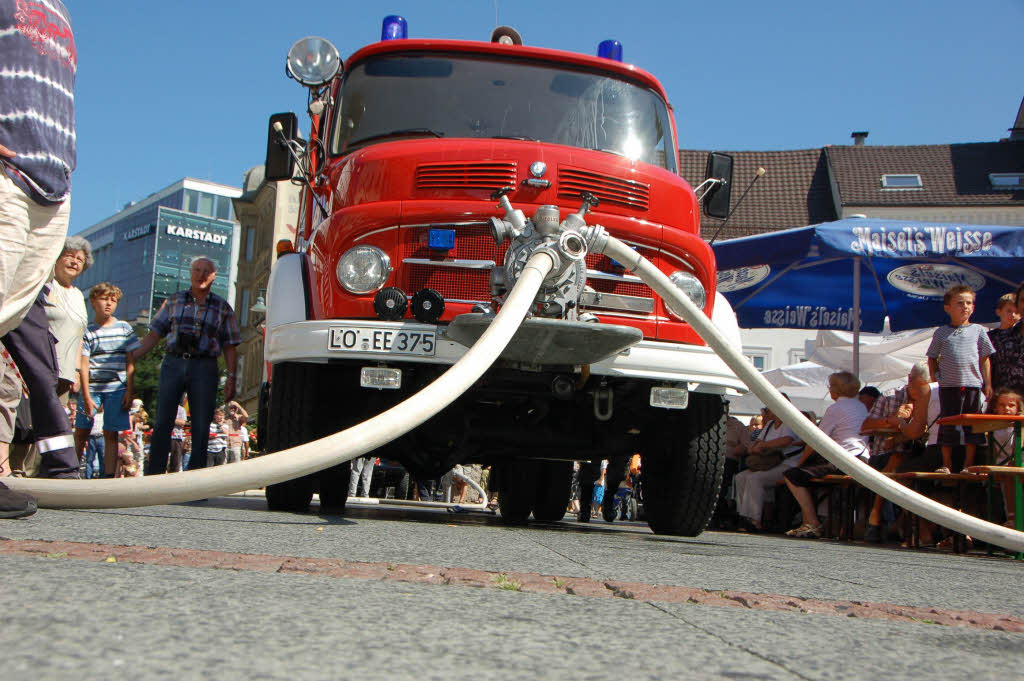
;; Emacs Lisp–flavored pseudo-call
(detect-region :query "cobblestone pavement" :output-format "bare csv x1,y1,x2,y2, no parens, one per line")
2,494,1022,680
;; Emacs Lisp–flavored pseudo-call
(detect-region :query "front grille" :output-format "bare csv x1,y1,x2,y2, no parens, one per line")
405,264,491,301
402,222,502,261
400,223,505,303
585,252,655,299
415,162,517,191
397,225,658,311
558,167,650,211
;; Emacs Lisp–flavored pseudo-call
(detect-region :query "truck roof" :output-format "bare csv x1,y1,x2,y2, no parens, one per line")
343,38,672,105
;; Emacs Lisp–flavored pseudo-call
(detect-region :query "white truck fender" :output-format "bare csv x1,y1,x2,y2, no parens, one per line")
266,252,310,332
710,291,743,352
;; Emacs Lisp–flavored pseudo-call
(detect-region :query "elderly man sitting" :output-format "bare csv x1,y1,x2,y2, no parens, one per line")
860,361,933,542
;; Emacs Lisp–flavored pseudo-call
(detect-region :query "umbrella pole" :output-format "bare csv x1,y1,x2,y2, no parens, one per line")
853,257,861,379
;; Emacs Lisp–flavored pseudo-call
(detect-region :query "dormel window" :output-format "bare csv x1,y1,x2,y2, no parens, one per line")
880,174,922,190
989,173,1024,190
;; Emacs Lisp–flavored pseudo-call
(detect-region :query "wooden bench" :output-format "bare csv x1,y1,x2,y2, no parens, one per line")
939,414,1024,559
887,471,989,552
967,465,1024,558
808,475,859,540
810,472,906,541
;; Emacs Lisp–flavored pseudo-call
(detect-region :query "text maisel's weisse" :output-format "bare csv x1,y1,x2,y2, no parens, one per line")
762,306,859,329
849,226,995,257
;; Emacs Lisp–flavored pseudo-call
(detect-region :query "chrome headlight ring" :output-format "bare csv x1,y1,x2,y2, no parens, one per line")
336,246,392,295
663,270,707,319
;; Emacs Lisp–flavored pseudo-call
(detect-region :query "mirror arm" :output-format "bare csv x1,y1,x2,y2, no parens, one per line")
707,167,765,245
692,177,723,201
272,122,330,218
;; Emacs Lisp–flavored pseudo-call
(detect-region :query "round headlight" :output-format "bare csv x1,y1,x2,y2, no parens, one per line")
664,271,706,320
286,37,341,88
336,246,392,295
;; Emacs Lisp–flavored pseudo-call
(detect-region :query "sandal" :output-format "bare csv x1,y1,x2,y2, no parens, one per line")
790,524,823,539
934,467,951,474
785,523,822,538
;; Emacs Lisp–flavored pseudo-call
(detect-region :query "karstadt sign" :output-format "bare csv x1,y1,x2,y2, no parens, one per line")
165,224,229,245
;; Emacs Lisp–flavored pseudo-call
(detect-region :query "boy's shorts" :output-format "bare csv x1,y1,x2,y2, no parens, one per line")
937,386,986,446
74,388,131,432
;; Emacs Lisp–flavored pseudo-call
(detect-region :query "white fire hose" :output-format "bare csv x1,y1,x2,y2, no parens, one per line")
599,235,1024,553
7,217,1024,553
4,253,555,509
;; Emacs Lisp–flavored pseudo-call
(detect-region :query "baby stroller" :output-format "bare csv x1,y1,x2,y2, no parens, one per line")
607,474,640,521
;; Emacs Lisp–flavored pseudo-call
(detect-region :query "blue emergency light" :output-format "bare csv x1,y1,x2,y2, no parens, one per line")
428,228,456,251
597,40,622,61
381,15,408,40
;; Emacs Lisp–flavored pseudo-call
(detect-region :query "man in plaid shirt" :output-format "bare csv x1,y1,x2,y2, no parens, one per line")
860,363,931,542
134,257,240,474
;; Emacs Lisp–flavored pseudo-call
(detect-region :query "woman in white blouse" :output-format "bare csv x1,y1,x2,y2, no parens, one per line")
733,400,805,531
46,236,91,404
782,371,869,538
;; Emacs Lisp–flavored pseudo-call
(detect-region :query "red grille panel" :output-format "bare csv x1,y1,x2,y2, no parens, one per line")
404,264,490,301
401,223,506,261
558,167,650,211
415,162,517,190
398,226,659,309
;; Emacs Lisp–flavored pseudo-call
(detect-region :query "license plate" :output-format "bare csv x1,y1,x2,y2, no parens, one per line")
327,326,436,356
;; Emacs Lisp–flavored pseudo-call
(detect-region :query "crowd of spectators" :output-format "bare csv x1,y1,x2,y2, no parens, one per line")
715,282,1024,549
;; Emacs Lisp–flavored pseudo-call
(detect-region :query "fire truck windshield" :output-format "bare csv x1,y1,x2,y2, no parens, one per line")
330,52,677,172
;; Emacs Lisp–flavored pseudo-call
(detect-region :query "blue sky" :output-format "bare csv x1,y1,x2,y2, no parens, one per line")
65,0,1022,233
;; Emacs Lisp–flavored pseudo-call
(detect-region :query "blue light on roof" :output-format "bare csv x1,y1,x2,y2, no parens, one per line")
428,228,456,251
597,40,622,61
381,15,408,41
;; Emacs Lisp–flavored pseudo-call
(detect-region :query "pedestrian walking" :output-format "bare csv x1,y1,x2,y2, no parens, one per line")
0,0,78,517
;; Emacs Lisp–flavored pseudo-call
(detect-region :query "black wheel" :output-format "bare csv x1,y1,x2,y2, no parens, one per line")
532,461,573,522
264,363,325,513
317,461,353,513
497,461,534,523
642,393,726,536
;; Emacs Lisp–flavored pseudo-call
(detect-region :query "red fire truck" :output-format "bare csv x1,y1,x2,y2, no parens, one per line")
260,17,745,535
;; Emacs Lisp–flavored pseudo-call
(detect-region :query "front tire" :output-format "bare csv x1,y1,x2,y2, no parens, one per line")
497,461,533,523
532,461,573,522
642,394,726,536
318,462,353,513
264,363,346,513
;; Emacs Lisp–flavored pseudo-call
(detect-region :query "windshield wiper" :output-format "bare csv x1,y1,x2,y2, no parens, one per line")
491,135,540,142
349,128,445,147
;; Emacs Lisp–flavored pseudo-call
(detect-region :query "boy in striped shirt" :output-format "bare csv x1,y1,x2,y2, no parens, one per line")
76,283,141,477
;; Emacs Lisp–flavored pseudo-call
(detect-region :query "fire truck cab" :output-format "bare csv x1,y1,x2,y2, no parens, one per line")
260,17,746,535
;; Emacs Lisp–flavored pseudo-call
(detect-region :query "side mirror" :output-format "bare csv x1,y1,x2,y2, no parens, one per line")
702,152,733,219
265,112,298,182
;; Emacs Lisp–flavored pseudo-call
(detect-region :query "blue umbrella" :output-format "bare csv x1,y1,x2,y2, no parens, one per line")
712,218,1024,375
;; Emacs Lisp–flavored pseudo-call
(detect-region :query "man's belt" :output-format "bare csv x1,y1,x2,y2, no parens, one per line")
167,351,217,360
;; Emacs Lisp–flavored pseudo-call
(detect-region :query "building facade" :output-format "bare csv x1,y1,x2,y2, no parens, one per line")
231,166,302,415
75,178,242,324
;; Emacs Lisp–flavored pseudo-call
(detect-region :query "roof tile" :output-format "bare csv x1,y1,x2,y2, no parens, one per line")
678,148,835,241
825,142,1024,206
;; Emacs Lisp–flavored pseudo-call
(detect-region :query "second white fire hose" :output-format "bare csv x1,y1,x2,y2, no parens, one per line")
4,252,555,509
600,235,1024,554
